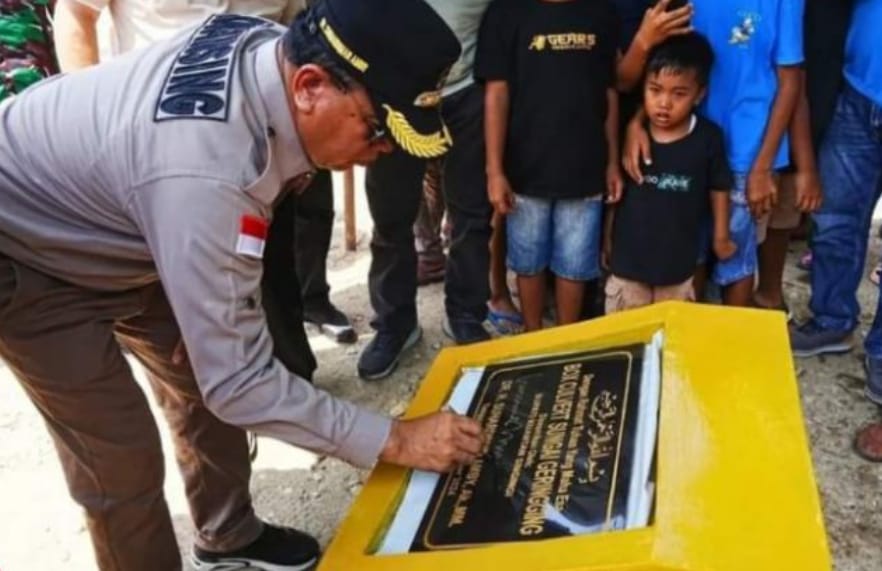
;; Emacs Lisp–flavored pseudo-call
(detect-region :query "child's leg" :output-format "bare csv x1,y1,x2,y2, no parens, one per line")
517,273,546,331
549,196,603,322
505,194,553,331
713,174,760,306
723,276,755,306
554,276,585,325
489,211,519,315
755,174,798,309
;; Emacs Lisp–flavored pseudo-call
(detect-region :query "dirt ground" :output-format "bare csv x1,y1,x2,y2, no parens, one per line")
1,180,880,570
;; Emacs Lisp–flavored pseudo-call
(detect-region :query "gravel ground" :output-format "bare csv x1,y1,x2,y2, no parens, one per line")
1,196,880,570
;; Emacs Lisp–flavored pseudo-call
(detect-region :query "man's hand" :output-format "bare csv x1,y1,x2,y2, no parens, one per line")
713,236,737,261
488,172,515,215
622,119,651,183
793,169,822,213
746,168,777,219
606,163,624,204
379,411,485,473
634,0,694,51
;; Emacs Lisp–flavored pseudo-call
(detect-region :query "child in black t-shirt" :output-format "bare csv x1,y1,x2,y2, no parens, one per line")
604,33,735,313
476,0,621,332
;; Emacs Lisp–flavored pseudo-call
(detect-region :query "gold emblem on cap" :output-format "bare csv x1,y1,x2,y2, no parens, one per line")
413,90,442,108
383,104,452,158
319,18,368,72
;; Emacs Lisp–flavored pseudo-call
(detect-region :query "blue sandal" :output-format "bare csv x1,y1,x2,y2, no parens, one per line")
487,305,524,335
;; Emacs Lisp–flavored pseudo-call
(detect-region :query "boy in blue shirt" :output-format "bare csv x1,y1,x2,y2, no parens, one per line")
621,0,804,306
788,0,882,461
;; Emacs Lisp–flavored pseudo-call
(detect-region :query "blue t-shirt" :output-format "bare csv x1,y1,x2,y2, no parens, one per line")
844,0,882,107
692,0,804,173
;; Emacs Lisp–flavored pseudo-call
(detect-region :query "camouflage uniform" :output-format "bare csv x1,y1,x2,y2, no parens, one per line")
0,0,57,102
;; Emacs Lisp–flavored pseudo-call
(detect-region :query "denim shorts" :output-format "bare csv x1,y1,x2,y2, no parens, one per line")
712,173,759,286
506,194,602,281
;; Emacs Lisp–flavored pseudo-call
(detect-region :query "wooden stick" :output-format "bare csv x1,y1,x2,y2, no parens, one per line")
344,167,356,251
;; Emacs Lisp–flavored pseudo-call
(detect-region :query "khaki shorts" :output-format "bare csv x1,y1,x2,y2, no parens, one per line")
757,173,801,243
604,274,695,314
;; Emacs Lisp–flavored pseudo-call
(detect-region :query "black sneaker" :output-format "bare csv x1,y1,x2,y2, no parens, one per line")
303,300,357,344
191,523,319,571
788,320,854,358
357,326,422,381
442,317,490,345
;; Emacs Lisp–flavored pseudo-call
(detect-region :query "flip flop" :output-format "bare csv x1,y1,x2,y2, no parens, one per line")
487,305,524,336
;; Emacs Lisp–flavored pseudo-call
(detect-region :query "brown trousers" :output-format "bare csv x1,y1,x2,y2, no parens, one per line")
0,254,261,570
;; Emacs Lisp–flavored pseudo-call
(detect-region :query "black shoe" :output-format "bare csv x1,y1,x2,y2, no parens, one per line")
443,317,490,345
191,523,319,571
357,326,422,381
303,300,357,344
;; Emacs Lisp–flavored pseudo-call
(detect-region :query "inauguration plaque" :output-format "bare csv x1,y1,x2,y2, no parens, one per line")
410,346,646,551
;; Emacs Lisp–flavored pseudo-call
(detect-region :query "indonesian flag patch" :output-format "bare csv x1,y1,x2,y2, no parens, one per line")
236,214,268,259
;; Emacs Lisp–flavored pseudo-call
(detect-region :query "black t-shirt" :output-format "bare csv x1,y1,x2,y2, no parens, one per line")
610,116,733,286
475,0,619,199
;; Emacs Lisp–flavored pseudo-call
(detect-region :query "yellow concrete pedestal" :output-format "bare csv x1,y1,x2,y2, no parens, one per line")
320,302,831,570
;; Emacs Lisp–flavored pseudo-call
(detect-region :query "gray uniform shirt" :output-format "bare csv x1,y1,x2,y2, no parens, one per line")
0,15,390,468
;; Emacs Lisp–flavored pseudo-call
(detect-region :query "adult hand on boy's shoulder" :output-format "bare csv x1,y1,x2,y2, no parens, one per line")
713,236,737,261
634,0,694,52
606,164,624,204
746,168,778,218
488,172,515,215
794,168,823,213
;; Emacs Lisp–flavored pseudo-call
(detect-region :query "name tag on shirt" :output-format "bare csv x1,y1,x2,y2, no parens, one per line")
236,214,268,259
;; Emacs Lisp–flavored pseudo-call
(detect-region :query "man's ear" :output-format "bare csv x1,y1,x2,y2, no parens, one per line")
290,64,333,114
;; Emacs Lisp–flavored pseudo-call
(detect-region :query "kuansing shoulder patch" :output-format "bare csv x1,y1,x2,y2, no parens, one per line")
154,15,273,122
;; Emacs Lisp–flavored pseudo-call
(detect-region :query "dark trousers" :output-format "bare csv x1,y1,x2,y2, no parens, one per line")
262,169,334,380
0,256,260,571
294,169,334,308
365,83,492,333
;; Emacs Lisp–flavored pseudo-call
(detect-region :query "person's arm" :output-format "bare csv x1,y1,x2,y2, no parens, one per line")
132,178,483,472
622,106,651,183
789,68,822,212
476,0,517,215
616,0,693,91
605,88,623,203
711,190,736,260
747,0,805,217
709,126,736,259
484,80,515,215
746,65,801,218
53,0,103,71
